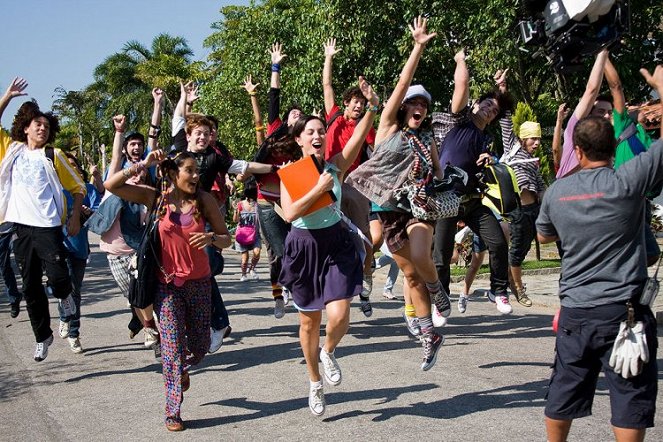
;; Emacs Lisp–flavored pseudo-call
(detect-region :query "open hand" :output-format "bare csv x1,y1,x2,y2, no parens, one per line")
270,42,286,64
640,65,663,91
409,15,437,46
242,75,259,94
324,38,341,57
358,76,379,107
4,77,28,99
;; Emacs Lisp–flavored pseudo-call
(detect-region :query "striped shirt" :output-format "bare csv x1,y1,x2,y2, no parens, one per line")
499,114,545,194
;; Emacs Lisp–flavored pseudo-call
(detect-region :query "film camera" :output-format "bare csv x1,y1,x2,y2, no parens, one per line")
519,0,631,73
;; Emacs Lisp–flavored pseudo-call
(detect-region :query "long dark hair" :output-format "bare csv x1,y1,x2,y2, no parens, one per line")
158,152,204,222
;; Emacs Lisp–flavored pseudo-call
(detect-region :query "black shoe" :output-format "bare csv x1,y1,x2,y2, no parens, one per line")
10,302,19,318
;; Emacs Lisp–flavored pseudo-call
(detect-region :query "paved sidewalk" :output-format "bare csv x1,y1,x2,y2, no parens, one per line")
0,235,661,441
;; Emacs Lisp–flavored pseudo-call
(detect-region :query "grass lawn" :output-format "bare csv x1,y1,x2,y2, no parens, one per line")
450,259,561,277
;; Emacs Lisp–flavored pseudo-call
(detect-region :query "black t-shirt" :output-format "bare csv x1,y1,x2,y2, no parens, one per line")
172,128,234,192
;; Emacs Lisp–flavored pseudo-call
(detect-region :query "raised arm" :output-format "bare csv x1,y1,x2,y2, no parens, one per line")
494,69,516,151
323,38,341,116
332,77,379,176
108,115,126,175
377,15,437,144
552,103,569,170
573,49,609,119
242,75,265,146
104,150,164,208
270,43,285,90
604,57,625,114
451,49,470,113
147,88,164,152
640,65,663,138
0,77,28,123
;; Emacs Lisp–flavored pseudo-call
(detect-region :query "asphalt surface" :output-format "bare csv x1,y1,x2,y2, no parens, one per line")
1,234,661,441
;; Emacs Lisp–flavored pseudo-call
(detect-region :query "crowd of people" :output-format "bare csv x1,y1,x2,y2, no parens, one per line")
1,14,661,440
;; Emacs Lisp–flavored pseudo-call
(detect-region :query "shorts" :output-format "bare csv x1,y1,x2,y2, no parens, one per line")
545,302,658,429
377,211,434,254
472,233,487,253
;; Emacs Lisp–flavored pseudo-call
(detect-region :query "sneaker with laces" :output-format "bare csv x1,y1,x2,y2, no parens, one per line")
209,325,230,353
359,296,372,317
486,290,496,303
59,294,77,318
34,335,54,362
274,298,285,319
382,289,396,300
431,304,448,327
319,348,342,386
144,327,159,348
308,383,326,416
431,289,451,318
58,320,70,338
403,312,421,337
361,274,373,298
282,288,290,306
458,295,468,314
68,337,83,354
495,295,513,314
421,332,444,371
250,269,259,280
240,274,248,282
514,286,533,307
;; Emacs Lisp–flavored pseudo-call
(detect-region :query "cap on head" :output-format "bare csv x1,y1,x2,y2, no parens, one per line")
519,121,541,139
402,85,432,105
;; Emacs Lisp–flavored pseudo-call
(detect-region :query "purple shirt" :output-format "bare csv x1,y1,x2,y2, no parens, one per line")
556,114,579,179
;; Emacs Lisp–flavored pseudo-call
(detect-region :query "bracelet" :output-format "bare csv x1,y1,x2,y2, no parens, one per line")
150,124,161,130
270,164,278,173
255,125,265,131
271,63,281,72
148,134,158,139
248,91,257,96
366,103,380,113
186,101,194,106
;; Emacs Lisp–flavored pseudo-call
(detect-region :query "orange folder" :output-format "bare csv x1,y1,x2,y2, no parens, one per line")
277,155,336,216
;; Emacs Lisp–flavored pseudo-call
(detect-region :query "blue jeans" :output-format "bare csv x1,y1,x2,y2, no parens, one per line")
58,255,87,338
376,254,400,292
0,225,22,305
206,245,229,330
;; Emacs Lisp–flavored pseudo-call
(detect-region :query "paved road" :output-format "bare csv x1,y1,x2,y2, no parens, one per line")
1,236,661,441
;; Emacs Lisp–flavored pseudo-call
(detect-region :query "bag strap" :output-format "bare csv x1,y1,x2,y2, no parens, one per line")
617,121,638,145
332,207,372,247
652,253,663,279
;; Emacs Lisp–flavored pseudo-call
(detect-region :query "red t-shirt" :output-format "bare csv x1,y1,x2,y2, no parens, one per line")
323,104,376,173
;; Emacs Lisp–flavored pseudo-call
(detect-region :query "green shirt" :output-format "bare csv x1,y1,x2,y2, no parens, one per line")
613,109,652,170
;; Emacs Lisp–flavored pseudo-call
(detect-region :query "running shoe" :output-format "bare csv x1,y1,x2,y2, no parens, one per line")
58,320,70,338
431,290,451,318
403,312,421,337
68,337,83,354
274,298,285,319
457,295,468,314
514,286,533,307
431,305,448,327
144,327,159,348
359,296,372,317
250,269,259,280
34,335,54,362
495,295,513,314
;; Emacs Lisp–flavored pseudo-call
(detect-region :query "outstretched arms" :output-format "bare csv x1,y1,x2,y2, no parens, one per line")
572,49,609,119
242,75,265,146
377,16,437,144
270,43,286,90
323,38,341,116
0,77,28,124
450,49,470,114
640,65,663,139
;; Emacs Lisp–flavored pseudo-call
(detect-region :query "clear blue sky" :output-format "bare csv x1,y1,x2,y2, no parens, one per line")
0,0,249,124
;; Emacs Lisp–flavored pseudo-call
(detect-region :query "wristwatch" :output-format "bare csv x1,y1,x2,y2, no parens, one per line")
210,233,218,244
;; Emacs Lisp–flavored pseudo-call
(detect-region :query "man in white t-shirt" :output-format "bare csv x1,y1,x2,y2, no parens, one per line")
0,77,86,362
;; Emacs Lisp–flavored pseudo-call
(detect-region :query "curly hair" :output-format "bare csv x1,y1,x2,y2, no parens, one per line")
342,87,366,105
10,100,60,145
158,152,204,222
185,114,213,135
477,90,514,120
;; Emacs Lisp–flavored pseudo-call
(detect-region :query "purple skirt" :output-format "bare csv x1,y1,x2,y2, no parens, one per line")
279,223,362,311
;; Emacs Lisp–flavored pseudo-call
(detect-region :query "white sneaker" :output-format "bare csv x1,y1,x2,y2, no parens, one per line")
282,288,290,306
274,298,285,319
457,295,468,314
59,294,77,317
250,269,259,280
34,335,54,362
144,327,159,348
403,312,421,337
309,382,326,416
58,320,70,338
68,337,83,354
431,304,448,327
495,295,513,314
319,348,342,386
208,327,226,354
240,275,248,282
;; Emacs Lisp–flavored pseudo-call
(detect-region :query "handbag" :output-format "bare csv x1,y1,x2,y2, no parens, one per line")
127,191,165,309
395,133,463,221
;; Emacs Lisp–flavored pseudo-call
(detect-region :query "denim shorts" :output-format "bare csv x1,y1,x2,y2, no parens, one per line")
545,302,658,428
